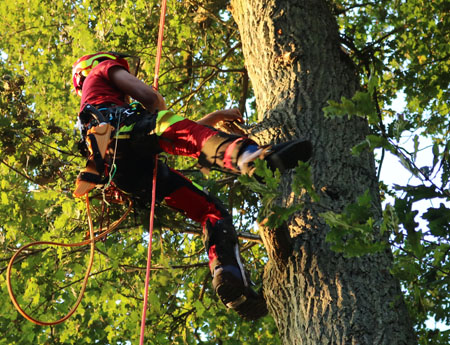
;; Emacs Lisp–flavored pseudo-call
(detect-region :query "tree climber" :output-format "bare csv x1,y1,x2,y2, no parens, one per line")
72,52,312,320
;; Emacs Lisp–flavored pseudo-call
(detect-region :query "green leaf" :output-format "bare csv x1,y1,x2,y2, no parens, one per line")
422,204,450,237
292,161,319,201
322,190,386,257
431,142,440,170
393,185,443,202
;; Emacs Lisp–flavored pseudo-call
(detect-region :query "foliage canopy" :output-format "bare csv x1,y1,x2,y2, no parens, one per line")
0,0,448,344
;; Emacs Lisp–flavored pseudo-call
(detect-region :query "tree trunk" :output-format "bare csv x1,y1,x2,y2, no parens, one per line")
230,1,417,344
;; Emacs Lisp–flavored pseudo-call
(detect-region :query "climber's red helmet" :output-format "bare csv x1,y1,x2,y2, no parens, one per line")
72,52,130,97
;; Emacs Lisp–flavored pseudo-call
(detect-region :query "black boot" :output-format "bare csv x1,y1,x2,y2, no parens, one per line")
204,218,268,320
198,131,312,176
265,139,313,172
237,139,313,175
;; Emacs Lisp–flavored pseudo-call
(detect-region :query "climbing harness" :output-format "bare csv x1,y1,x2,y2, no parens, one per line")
74,106,115,197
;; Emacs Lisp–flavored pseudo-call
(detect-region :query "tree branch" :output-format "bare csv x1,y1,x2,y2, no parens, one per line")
361,26,406,53
259,222,293,267
0,158,49,189
167,42,242,109
332,2,377,15
183,227,262,243
239,69,249,116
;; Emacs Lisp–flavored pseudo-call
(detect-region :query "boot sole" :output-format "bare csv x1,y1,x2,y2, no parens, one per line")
213,269,246,306
213,269,268,320
234,293,268,320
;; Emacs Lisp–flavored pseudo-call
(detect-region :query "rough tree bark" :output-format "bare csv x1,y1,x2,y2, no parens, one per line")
230,1,417,344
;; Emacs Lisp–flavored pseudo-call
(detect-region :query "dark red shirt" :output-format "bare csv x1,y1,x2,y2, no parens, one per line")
80,60,128,111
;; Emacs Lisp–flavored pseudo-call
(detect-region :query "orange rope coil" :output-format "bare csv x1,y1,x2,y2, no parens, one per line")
6,194,133,326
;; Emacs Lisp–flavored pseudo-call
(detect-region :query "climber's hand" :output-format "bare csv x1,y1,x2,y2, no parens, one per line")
197,108,243,127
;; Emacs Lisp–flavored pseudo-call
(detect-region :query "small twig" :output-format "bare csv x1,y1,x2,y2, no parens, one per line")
0,159,49,189
17,129,79,157
333,2,376,15
391,242,450,276
361,26,406,54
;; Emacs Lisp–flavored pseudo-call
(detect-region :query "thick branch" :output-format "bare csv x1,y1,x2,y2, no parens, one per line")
259,222,292,267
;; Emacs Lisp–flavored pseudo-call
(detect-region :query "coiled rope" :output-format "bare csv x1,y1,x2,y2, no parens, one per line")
6,195,133,326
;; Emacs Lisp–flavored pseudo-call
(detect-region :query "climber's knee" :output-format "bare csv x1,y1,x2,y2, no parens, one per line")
198,132,255,173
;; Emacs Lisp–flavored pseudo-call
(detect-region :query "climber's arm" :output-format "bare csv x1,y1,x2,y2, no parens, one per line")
196,108,243,127
109,67,167,113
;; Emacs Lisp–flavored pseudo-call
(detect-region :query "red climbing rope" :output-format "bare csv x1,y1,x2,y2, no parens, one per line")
139,1,167,344
153,0,167,90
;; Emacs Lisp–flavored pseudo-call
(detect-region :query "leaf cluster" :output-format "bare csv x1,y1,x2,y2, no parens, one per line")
1,0,449,343
238,160,318,230
324,0,450,341
0,0,275,344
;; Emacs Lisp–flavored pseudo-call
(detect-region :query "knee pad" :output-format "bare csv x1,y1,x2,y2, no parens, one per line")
198,132,255,173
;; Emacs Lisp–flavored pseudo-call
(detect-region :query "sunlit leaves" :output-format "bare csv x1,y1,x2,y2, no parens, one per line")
334,0,449,122
0,0,272,342
239,159,318,229
322,190,387,257
323,12,450,334
1,0,449,343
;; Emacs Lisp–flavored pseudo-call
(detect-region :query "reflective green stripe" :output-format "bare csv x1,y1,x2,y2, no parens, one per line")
119,124,135,133
113,110,185,139
114,124,135,139
192,181,203,191
154,110,185,136
115,134,131,139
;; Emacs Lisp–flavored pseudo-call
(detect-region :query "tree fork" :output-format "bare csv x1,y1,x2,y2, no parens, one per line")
230,0,416,344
